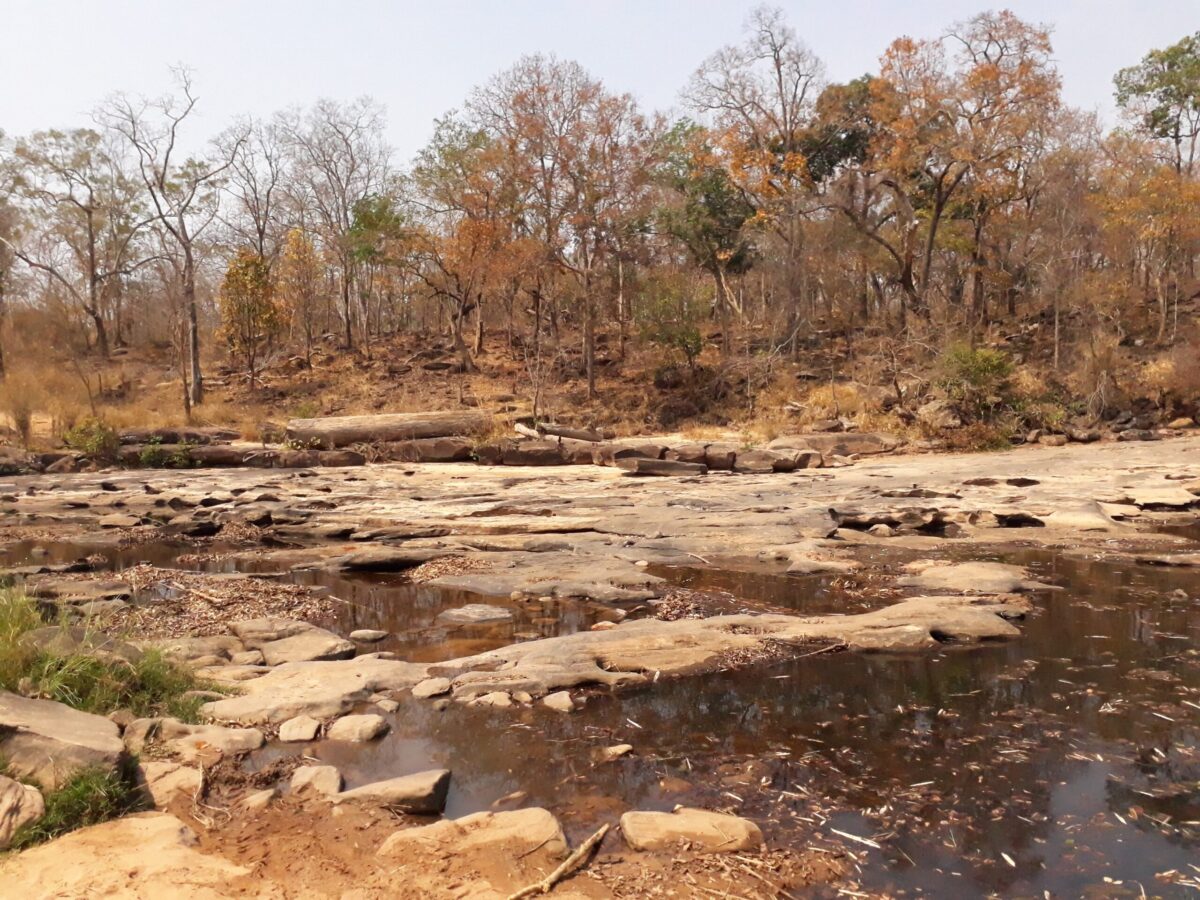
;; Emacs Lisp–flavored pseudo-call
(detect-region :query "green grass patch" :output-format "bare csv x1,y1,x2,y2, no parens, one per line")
5,764,143,850
0,590,219,722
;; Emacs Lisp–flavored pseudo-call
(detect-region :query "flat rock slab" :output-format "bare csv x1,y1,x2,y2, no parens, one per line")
0,812,254,897
202,657,428,724
435,604,515,626
229,618,354,666
620,808,763,852
337,769,451,814
0,691,124,790
377,807,567,861
430,550,663,603
160,720,265,763
897,561,1056,594
439,593,1029,702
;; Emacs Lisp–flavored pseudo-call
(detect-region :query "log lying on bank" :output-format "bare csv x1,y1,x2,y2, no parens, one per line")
769,432,901,457
285,411,491,449
615,457,707,477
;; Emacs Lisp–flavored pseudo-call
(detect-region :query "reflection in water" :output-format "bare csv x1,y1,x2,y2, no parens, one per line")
259,549,1200,896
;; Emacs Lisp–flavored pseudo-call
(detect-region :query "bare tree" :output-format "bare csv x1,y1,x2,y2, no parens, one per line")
3,128,150,358
100,69,244,405
278,98,391,350
219,117,287,264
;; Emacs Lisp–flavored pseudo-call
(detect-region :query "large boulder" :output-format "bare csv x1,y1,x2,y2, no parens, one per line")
916,398,962,430
229,618,355,666
0,691,124,790
620,808,763,853
0,775,44,848
377,807,567,861
732,448,811,474
592,441,667,466
336,769,451,814
703,443,738,470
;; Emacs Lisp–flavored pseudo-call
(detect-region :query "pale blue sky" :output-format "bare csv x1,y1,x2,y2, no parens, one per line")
2,0,1196,160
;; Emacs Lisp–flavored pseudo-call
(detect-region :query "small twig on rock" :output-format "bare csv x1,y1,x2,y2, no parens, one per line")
506,822,610,899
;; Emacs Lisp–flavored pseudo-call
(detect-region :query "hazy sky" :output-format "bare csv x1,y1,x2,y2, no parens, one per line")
2,1,1196,160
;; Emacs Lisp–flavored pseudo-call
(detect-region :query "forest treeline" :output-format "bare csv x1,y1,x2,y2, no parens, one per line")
1,7,1198,427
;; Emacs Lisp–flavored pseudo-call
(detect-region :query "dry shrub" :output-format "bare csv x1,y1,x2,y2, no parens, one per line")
801,383,879,419
0,372,43,446
1140,348,1200,414
0,360,99,446
941,421,1016,452
1069,334,1129,419
679,424,730,441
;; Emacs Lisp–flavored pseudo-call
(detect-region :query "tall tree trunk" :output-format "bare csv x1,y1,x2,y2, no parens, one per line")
713,266,733,355
340,261,354,350
183,246,203,406
584,272,596,400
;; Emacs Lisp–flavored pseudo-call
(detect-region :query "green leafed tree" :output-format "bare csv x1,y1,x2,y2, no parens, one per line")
1115,32,1200,175
656,121,757,354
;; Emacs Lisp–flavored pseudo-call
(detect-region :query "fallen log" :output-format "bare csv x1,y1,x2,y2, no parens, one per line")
285,411,490,449
616,457,707,477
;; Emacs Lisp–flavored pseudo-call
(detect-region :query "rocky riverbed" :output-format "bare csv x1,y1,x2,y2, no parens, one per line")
2,436,1200,896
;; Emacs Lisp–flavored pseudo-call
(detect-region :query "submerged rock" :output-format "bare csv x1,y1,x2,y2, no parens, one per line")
435,604,515,625
897,560,1057,594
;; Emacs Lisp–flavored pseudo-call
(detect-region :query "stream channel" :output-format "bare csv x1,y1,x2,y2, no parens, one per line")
4,536,1199,897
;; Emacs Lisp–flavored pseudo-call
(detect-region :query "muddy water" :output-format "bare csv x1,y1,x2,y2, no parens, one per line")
6,536,1200,895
